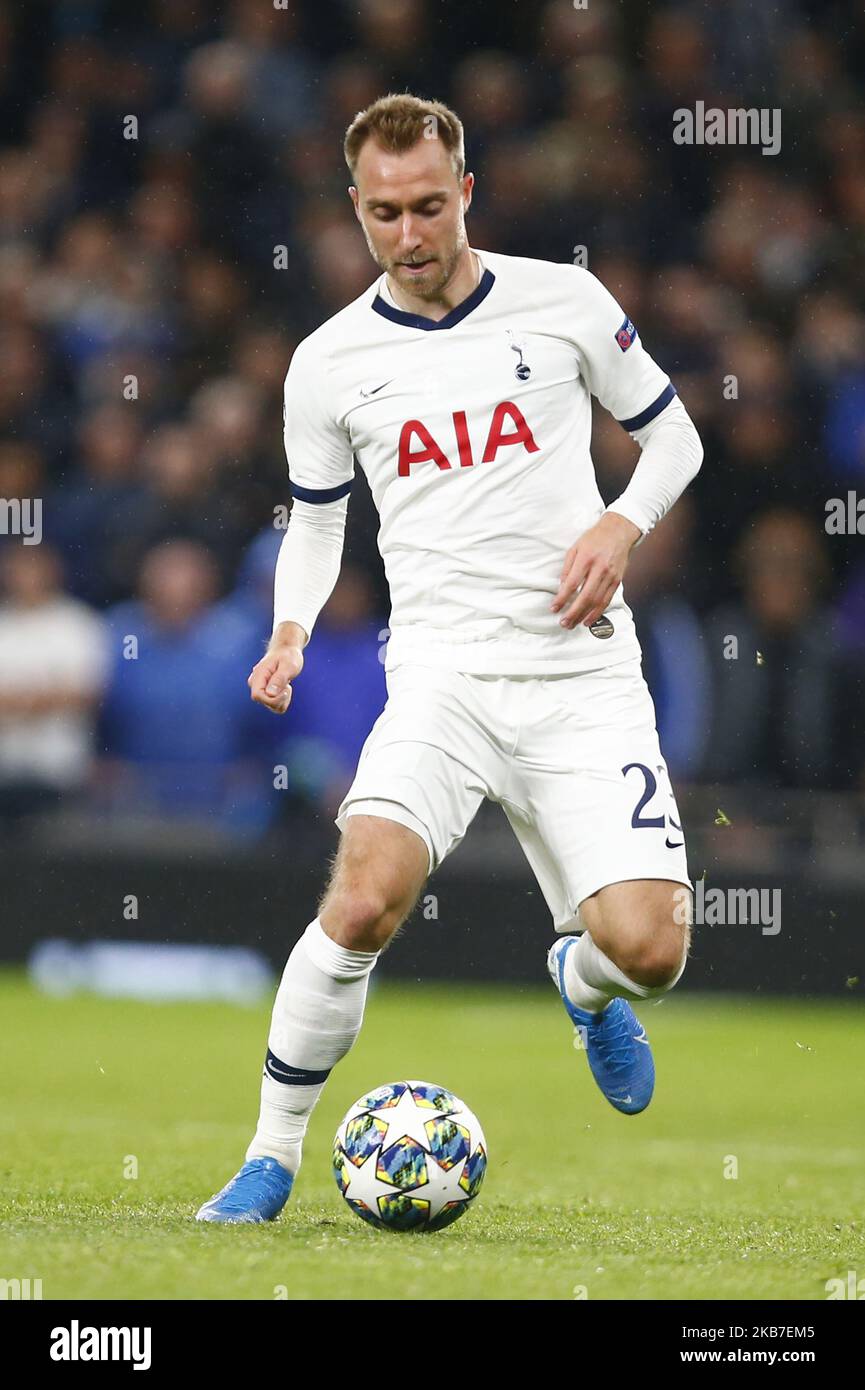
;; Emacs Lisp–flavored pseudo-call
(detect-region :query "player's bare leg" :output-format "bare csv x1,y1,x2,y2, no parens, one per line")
196,814,429,1223
317,813,430,951
575,880,691,990
548,879,691,1115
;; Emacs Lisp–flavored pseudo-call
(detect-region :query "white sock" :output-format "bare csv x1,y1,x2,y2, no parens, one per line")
562,930,687,1015
245,917,379,1174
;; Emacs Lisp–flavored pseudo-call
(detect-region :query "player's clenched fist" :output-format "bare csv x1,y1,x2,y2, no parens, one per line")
248,636,305,714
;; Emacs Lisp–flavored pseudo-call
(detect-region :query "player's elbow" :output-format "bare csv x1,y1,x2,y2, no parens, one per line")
686,420,703,481
674,409,703,485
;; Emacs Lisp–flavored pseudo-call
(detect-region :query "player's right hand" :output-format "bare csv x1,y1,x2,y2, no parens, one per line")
248,645,304,714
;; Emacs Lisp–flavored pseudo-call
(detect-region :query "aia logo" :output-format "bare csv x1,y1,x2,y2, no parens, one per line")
397,401,539,476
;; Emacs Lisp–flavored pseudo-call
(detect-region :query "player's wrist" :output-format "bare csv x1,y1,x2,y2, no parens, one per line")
602,507,644,550
269,620,309,654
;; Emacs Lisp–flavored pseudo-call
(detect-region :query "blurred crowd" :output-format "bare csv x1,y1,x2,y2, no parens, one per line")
1,0,864,840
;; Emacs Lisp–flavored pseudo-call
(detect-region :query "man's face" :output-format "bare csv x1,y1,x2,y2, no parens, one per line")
349,136,473,300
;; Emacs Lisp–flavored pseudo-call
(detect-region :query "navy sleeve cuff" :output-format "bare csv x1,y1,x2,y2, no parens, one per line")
289,479,353,503
617,383,678,432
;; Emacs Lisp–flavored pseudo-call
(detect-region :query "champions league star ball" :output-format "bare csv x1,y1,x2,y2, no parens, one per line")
333,1080,487,1232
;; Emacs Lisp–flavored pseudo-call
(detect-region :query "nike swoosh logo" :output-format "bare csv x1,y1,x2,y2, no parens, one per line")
634,1032,650,1045
611,1094,633,1105
360,380,393,398
266,1061,308,1079
665,838,684,849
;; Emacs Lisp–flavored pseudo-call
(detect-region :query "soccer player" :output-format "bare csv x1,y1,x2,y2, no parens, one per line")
197,94,702,1223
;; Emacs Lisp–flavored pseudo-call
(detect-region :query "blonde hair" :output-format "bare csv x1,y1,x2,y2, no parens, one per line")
344,93,465,180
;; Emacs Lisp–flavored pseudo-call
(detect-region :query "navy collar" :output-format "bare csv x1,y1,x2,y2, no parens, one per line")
371,267,496,331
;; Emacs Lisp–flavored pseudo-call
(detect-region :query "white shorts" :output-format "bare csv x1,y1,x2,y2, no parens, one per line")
335,656,690,932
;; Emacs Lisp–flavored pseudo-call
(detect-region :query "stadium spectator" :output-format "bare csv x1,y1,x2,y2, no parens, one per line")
48,402,146,605
0,440,45,531
99,539,277,831
224,0,321,138
105,422,247,593
702,510,865,789
0,543,108,830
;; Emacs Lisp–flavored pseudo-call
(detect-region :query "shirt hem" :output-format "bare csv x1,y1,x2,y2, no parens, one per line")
383,634,642,677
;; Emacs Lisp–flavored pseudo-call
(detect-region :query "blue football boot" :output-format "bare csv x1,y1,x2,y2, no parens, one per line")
196,1156,294,1224
547,936,655,1114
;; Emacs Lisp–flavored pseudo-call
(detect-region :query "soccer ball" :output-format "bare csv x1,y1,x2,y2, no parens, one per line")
332,1079,487,1232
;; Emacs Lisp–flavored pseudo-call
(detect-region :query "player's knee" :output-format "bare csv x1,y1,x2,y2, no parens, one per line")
319,863,421,950
615,914,689,989
632,938,687,988
319,888,393,950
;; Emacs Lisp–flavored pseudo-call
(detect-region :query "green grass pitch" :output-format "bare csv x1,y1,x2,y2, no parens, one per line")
1,968,862,1300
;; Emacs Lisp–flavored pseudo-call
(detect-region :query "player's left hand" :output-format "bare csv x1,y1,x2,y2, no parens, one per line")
551,511,642,629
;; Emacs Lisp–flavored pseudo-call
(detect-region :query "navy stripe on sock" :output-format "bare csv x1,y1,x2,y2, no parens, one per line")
264,1049,331,1086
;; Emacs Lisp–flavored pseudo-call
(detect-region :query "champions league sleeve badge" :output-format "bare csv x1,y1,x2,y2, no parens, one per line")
615,316,637,352
506,329,532,380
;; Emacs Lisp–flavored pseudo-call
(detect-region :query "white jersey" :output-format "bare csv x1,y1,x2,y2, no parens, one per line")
283,248,678,676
